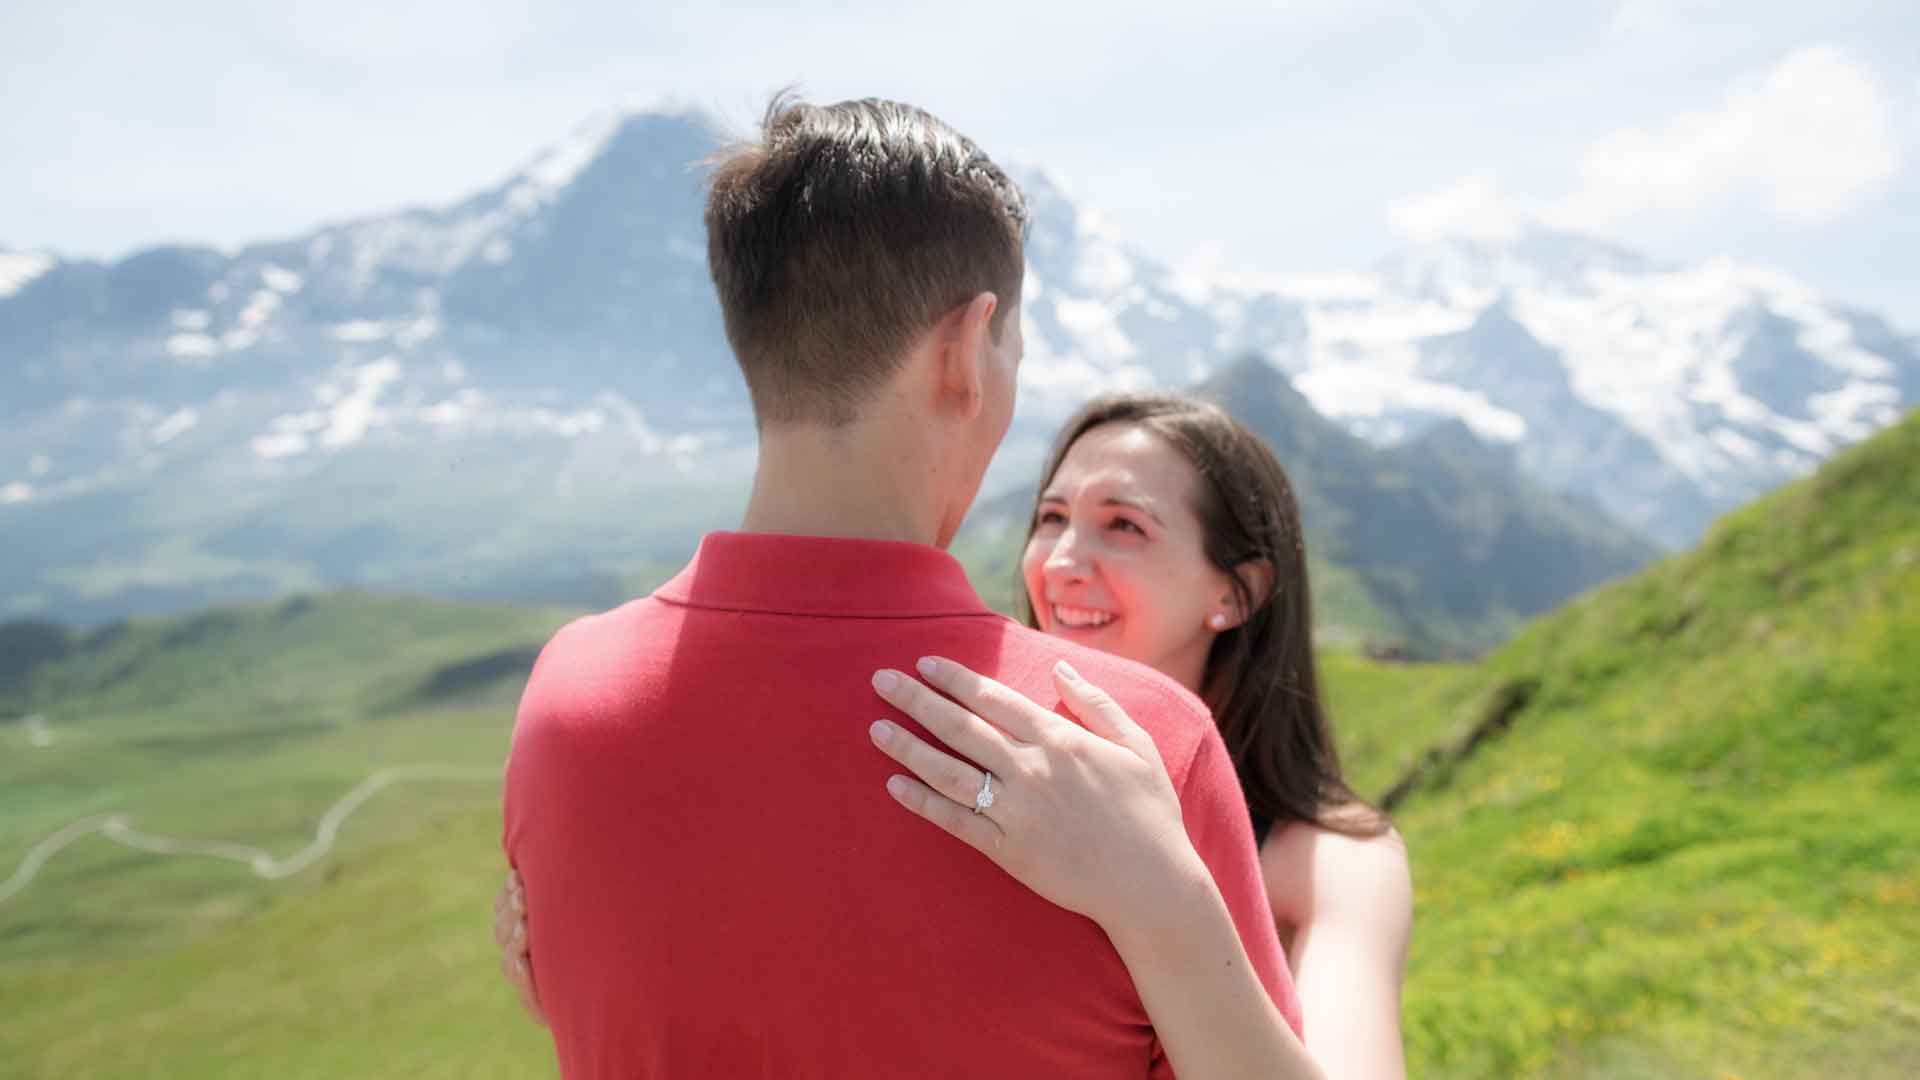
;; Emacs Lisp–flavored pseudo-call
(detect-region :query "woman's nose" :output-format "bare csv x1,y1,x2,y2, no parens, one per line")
1044,528,1092,581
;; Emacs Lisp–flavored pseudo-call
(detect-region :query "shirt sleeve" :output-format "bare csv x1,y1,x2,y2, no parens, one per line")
1146,727,1304,1077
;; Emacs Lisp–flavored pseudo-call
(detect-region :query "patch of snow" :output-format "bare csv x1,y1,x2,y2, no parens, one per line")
1070,237,1137,295
151,408,198,445
1306,299,1474,353
394,313,440,349
1508,264,1758,481
166,333,219,360
251,358,403,458
418,389,483,426
1297,365,1528,443
237,289,281,331
1709,427,1764,463
1052,297,1137,359
528,407,607,438
1808,380,1901,440
1142,297,1179,322
319,358,403,448
1273,271,1387,303
1771,448,1816,474
260,265,304,294
332,320,390,342
524,110,623,193
1764,291,1898,380
0,251,54,297
250,431,310,459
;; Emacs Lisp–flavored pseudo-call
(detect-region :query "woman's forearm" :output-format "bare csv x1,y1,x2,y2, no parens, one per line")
1104,860,1324,1080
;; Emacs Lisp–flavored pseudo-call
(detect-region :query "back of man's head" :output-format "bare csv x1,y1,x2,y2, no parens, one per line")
705,94,1028,428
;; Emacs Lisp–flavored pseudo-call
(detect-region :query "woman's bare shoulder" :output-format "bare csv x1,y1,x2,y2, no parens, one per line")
1261,813,1411,929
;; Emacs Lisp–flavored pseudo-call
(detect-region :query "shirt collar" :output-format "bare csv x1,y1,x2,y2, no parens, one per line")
654,531,999,619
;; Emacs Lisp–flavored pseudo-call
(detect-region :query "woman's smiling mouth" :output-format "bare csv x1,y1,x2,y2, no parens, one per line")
1051,604,1118,629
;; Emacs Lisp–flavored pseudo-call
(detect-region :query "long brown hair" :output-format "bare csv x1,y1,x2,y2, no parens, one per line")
1020,393,1387,840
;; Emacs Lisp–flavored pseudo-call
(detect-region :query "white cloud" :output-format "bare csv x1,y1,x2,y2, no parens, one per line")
1610,0,1715,35
1388,174,1531,244
1394,46,1901,244
1551,45,1898,228
1611,0,1669,34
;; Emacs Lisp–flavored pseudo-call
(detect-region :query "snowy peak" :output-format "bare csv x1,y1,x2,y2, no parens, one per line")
0,248,56,299
1378,227,1656,307
1205,227,1919,547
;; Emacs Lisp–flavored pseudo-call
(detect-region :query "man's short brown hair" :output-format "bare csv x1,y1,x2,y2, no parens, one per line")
705,94,1028,427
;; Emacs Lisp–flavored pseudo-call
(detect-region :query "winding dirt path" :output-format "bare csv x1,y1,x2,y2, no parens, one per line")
0,764,502,906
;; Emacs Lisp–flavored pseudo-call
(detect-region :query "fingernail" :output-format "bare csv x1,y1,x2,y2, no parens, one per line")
1056,659,1081,682
872,670,899,693
869,720,891,746
916,656,941,679
886,775,910,797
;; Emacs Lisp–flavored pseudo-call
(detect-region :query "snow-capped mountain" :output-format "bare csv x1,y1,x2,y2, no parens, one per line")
1259,231,1919,547
2,103,1914,624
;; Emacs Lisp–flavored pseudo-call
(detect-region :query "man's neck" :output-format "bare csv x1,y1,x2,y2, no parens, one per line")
739,422,952,548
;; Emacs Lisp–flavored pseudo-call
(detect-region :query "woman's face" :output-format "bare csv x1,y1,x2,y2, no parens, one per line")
1021,422,1236,694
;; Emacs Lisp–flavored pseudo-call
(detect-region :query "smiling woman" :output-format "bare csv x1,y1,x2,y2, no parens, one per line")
1024,420,1246,696
1003,392,1411,1079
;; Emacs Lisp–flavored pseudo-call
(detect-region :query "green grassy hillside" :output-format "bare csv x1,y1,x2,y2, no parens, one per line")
1380,408,1920,1076
1,410,1914,1077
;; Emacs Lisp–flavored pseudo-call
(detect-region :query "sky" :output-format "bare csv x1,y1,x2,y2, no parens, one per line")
3,0,1917,328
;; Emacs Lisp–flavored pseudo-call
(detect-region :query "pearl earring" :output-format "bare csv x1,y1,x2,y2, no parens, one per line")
1208,612,1229,631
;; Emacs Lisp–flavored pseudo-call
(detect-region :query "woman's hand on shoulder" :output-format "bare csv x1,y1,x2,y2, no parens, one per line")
868,656,1210,934
492,868,546,1026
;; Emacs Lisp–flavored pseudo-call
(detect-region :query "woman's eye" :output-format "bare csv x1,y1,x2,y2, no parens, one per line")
1110,517,1146,536
1035,509,1067,528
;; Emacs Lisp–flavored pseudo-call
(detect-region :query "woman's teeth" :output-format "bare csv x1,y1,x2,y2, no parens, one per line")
1052,604,1116,628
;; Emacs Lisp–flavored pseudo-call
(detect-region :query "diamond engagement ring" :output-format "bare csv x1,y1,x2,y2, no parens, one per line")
972,770,996,815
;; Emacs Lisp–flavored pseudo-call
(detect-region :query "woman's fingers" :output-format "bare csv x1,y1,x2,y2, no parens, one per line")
1051,661,1164,769
869,718,996,814
871,668,1020,774
495,869,546,1026
510,953,547,1025
492,874,519,949
882,774,1005,860
912,656,1073,745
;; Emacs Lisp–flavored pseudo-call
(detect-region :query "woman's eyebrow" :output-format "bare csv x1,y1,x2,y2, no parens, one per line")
1038,490,1165,526
1102,496,1166,526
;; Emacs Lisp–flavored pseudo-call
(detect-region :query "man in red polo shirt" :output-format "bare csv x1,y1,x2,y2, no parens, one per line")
502,95,1299,1078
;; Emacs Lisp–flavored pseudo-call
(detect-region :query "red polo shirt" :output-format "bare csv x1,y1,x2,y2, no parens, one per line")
503,532,1299,1078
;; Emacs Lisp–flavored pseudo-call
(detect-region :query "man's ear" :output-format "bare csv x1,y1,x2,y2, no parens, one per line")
1222,558,1275,627
933,291,999,420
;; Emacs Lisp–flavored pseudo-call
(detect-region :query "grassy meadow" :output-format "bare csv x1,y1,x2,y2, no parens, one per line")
2,412,1917,1077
